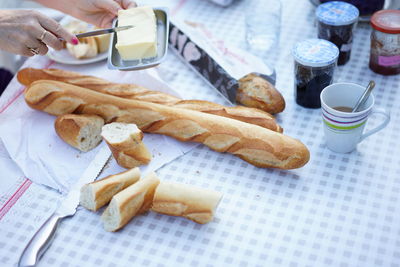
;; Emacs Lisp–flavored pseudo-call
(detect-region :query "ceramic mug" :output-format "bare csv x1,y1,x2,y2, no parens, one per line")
320,82,390,153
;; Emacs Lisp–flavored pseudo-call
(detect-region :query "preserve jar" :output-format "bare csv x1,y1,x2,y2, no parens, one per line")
369,10,400,75
316,1,359,65
293,39,339,108
320,0,384,17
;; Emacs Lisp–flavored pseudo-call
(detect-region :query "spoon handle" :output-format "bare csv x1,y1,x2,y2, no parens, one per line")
352,81,375,112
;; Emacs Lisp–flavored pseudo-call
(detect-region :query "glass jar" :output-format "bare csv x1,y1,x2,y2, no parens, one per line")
369,10,400,76
320,0,384,17
316,1,359,66
293,39,339,108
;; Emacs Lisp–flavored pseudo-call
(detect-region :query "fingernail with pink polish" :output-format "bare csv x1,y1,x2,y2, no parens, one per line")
72,37,79,45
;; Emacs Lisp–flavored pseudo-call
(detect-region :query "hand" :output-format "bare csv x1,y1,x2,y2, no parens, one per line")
70,0,137,28
0,10,78,57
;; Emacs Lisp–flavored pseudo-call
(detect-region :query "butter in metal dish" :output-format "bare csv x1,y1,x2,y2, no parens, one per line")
116,7,157,61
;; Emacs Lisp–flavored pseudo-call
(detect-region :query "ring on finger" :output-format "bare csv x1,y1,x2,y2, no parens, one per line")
27,47,40,55
39,30,47,42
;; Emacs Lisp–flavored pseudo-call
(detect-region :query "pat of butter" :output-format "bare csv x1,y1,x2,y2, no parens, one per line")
116,7,157,61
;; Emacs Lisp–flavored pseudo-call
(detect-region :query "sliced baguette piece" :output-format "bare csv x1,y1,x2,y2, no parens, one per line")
101,172,160,232
101,122,152,169
80,167,140,211
54,114,104,152
151,181,223,224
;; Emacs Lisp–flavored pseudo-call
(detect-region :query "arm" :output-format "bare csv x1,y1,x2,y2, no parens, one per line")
34,0,137,28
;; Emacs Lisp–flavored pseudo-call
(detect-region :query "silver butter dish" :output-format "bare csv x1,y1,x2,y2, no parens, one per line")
107,7,169,71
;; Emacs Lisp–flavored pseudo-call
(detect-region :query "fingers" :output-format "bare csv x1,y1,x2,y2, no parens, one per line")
25,40,48,57
29,24,63,51
117,0,137,9
99,14,118,28
36,13,78,45
96,0,123,15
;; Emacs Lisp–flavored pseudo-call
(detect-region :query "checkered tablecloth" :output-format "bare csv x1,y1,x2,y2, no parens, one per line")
1,0,400,266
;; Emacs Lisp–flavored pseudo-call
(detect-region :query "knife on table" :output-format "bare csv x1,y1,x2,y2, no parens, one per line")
18,145,112,267
75,25,134,38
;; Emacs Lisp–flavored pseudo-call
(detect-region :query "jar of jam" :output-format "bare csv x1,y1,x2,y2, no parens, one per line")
320,0,384,17
316,1,359,65
369,10,400,76
293,39,339,108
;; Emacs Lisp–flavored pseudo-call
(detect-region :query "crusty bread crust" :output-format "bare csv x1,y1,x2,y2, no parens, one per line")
101,172,160,232
18,68,180,104
24,80,310,169
151,181,223,224
101,123,152,169
80,167,140,211
237,73,285,114
17,68,282,131
173,100,283,133
54,114,104,152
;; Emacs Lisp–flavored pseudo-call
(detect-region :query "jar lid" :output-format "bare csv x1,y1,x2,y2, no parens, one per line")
293,39,339,67
371,10,400,34
316,1,359,26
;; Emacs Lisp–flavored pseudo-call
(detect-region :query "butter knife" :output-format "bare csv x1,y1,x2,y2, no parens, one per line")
18,145,112,267
76,25,134,38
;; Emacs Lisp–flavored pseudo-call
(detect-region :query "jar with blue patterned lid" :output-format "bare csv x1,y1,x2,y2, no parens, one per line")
293,38,339,108
316,1,359,65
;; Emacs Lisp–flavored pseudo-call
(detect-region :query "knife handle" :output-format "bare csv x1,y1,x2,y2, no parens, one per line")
18,213,62,267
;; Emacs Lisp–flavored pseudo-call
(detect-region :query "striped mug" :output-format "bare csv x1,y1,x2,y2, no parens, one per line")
320,82,390,153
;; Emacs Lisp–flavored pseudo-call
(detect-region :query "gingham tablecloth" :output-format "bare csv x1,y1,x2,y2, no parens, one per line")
1,0,400,266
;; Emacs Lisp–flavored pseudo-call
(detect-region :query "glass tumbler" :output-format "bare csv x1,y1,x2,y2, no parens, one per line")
245,0,282,67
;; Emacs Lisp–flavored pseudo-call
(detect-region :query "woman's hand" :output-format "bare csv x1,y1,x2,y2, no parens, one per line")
35,0,137,29
0,10,78,57
72,0,137,28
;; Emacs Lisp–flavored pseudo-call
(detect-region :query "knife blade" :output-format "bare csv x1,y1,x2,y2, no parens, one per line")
75,25,134,38
18,145,111,267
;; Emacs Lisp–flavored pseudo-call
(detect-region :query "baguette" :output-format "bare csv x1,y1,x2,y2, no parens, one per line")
17,68,180,105
54,114,104,152
24,80,310,169
173,100,282,133
151,181,222,224
101,172,160,232
101,122,152,169
17,68,282,132
80,167,140,211
237,73,285,114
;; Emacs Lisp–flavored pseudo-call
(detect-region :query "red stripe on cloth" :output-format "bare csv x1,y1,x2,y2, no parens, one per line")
0,59,54,219
0,178,32,221
0,87,25,114
171,0,188,15
0,59,54,114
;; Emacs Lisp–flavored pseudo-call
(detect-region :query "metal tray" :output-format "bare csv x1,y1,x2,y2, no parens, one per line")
107,7,169,71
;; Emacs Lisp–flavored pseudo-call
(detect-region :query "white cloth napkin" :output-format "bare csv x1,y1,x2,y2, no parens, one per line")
0,59,197,194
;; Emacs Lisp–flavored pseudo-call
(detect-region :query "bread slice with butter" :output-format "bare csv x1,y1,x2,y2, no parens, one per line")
116,6,157,60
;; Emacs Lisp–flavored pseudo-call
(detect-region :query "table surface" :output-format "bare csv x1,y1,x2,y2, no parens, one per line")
1,0,400,267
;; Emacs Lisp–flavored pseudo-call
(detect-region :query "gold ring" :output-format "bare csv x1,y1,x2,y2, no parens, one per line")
39,30,47,41
28,47,40,55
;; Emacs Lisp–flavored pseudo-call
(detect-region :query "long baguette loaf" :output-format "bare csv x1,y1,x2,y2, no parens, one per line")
80,167,141,211
17,67,180,105
151,181,222,224
172,100,282,133
17,68,282,132
24,80,310,169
